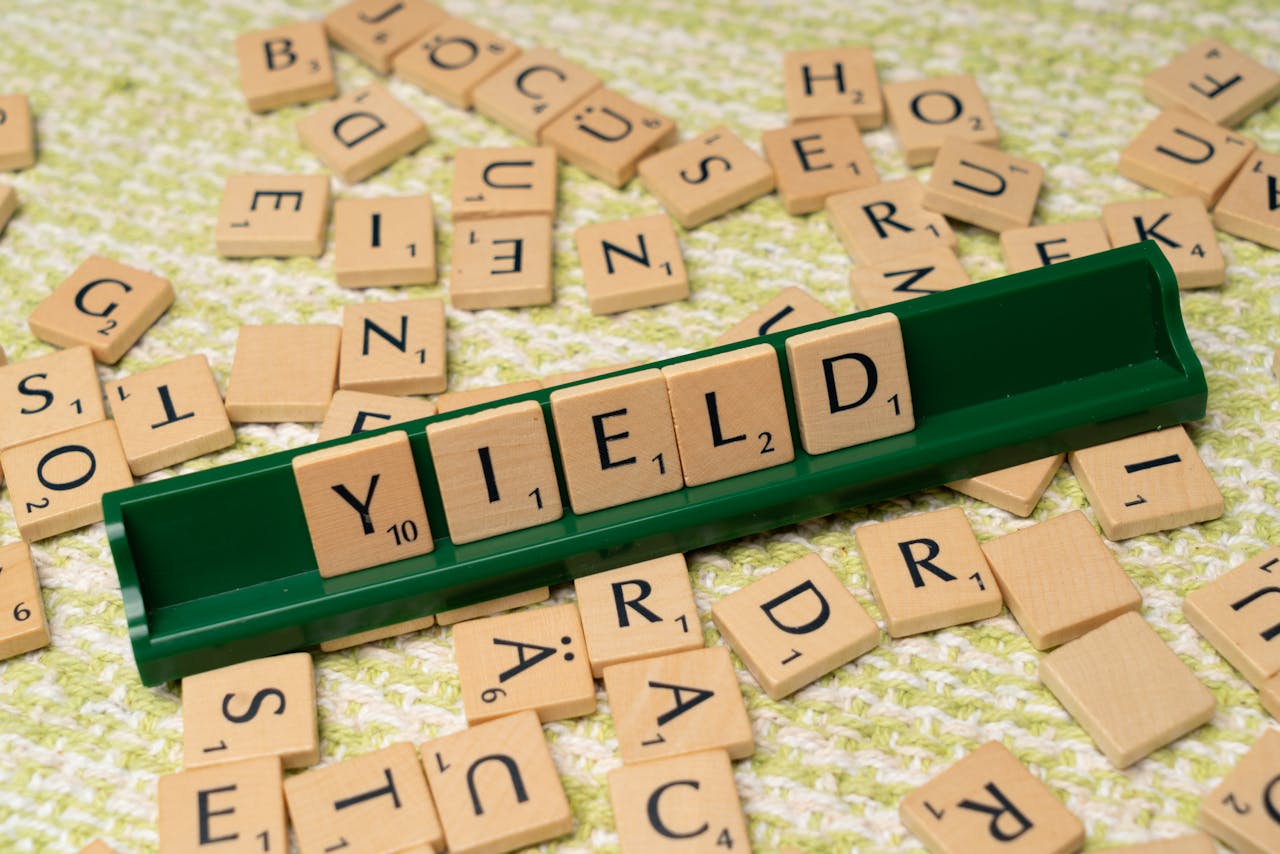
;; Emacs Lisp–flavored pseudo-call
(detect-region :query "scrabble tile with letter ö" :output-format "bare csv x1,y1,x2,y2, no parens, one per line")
234,21,336,113
394,18,521,109
609,749,750,853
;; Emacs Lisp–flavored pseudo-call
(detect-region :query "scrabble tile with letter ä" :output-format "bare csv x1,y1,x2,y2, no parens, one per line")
215,174,331,258
609,749,750,854
297,83,429,184
1183,546,1280,687
783,46,883,128
638,126,775,228
158,756,286,854
339,298,446,395
234,21,336,112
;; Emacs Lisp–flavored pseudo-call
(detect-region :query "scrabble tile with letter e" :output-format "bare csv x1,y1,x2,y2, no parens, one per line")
1102,196,1224,288
883,75,999,166
215,174,331,258
0,94,36,170
783,47,883,128
1214,151,1280,251
946,454,1064,517
339,298,446,395
0,541,50,661
235,21,336,113
323,0,446,74
827,178,955,266
451,146,556,221
0,346,105,452
333,195,436,288
1199,728,1280,854
609,749,750,853
575,213,689,315
541,88,677,188
1118,109,1255,206
224,324,341,423
762,116,879,214
450,215,553,309
715,286,834,346
1183,546,1280,687
638,126,775,228
1000,220,1111,273
1144,38,1280,127
158,756,286,854
849,246,970,309
472,47,601,142
924,139,1044,232
317,389,435,441
394,18,521,109
297,83,429,184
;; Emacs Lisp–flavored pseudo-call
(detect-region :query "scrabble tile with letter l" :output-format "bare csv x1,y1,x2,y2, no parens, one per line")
1102,196,1224,288
157,756,287,854
1214,151,1280,251
1144,38,1280,127
541,88,677,188
848,246,970,309
323,0,447,74
1183,546,1280,687
783,46,883,128
924,139,1044,232
0,541,50,661
761,116,879,214
946,454,1064,517
638,126,775,228
333,195,436,288
224,324,341,423
609,749,750,854
0,94,36,170
1199,728,1280,854
0,346,105,452
235,21,336,113
393,18,521,109
297,83,430,184
575,213,688,315
715,287,834,346
338,298,447,395
472,47,601,142
826,177,956,265
215,175,331,258
883,74,999,166
1118,108,1255,206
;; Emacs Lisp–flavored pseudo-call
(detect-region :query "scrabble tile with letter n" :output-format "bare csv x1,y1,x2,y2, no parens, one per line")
338,298,447,395
575,213,688,315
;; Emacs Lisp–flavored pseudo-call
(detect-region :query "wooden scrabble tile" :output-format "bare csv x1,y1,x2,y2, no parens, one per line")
1000,220,1111,273
473,47,602,142
77,841,120,854
541,88,677,188
1214,151,1280,251
182,651,318,769
883,75,999,167
1067,425,1223,541
0,346,105,452
1144,39,1280,127
323,0,446,74
0,541,49,660
1040,611,1215,768
317,389,435,441
1102,196,1224,288
293,430,434,578
543,361,641,387
426,400,561,544
574,553,700,677
422,710,572,854
1119,109,1255,206
215,174,330,258
715,287,834,346
224,325,340,423
785,312,913,455
436,586,550,625
235,21,336,113
393,18,521,109
827,178,957,266
454,602,594,724
1262,673,1280,720
980,510,1141,650
1183,545,1280,687
285,742,442,854
783,47,883,129
638,126,776,228
848,246,970,309
433,379,542,415
924,139,1044,232
158,756,286,854
609,749,749,853
0,183,15,235
450,215,553,309
549,368,682,513
0,95,35,170
575,213,688,315
762,116,879,215
319,613,436,652
2,420,132,541
339,298,446,395
451,146,557,221
854,506,1002,638
1095,836,1217,854
712,553,878,700
1200,728,1280,853
662,343,794,487
297,83,429,184
945,454,1064,517
104,355,234,476
900,741,1084,854
333,195,436,288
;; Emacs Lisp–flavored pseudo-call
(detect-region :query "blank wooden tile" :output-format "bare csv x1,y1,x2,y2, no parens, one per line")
712,553,878,700
1144,39,1280,127
334,195,436,288
785,312,913,455
393,18,521,109
1000,220,1111,273
319,612,436,652
426,400,561,544
1214,151,1280,251
436,586,550,625
434,379,542,415
323,0,446,74
603,645,753,764
883,75,999,167
0,541,49,661
293,430,434,578
297,83,429,184
450,215,553,309
1067,425,1223,541
638,126,776,228
450,146,556,221
225,325,341,423
1095,835,1217,854
575,213,688,315
235,21,336,113
574,553,700,677
0,183,16,235
182,652,318,769
981,510,1142,650
762,116,879,215
1183,546,1280,688
541,88,677,187
422,710,572,854
0,346,105,452
158,756,286,854
105,355,234,476
715,287,834,346
848,246,970,309
609,749,749,853
2,420,133,541
783,47,883,129
662,343,794,487
827,177,956,266
946,454,1064,517
0,94,35,170
1040,611,1215,768
1262,673,1280,720
318,389,435,441
472,47,602,142
1119,109,1255,206
854,506,1002,638
285,742,442,854
1200,728,1280,854
1103,196,1224,288
339,298,446,395
215,174,331,258
549,369,682,513
900,741,1084,854
924,139,1044,232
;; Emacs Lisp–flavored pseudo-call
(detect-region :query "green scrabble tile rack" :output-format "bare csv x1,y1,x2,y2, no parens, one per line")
104,242,1206,686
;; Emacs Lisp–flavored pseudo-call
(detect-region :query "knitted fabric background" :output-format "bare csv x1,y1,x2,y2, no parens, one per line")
0,0,1277,850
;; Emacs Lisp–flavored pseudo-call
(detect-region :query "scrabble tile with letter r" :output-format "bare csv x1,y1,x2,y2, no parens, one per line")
215,175,331,258
158,756,286,854
235,21,336,113
297,83,430,184
638,126,775,228
609,749,750,854
826,178,955,266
